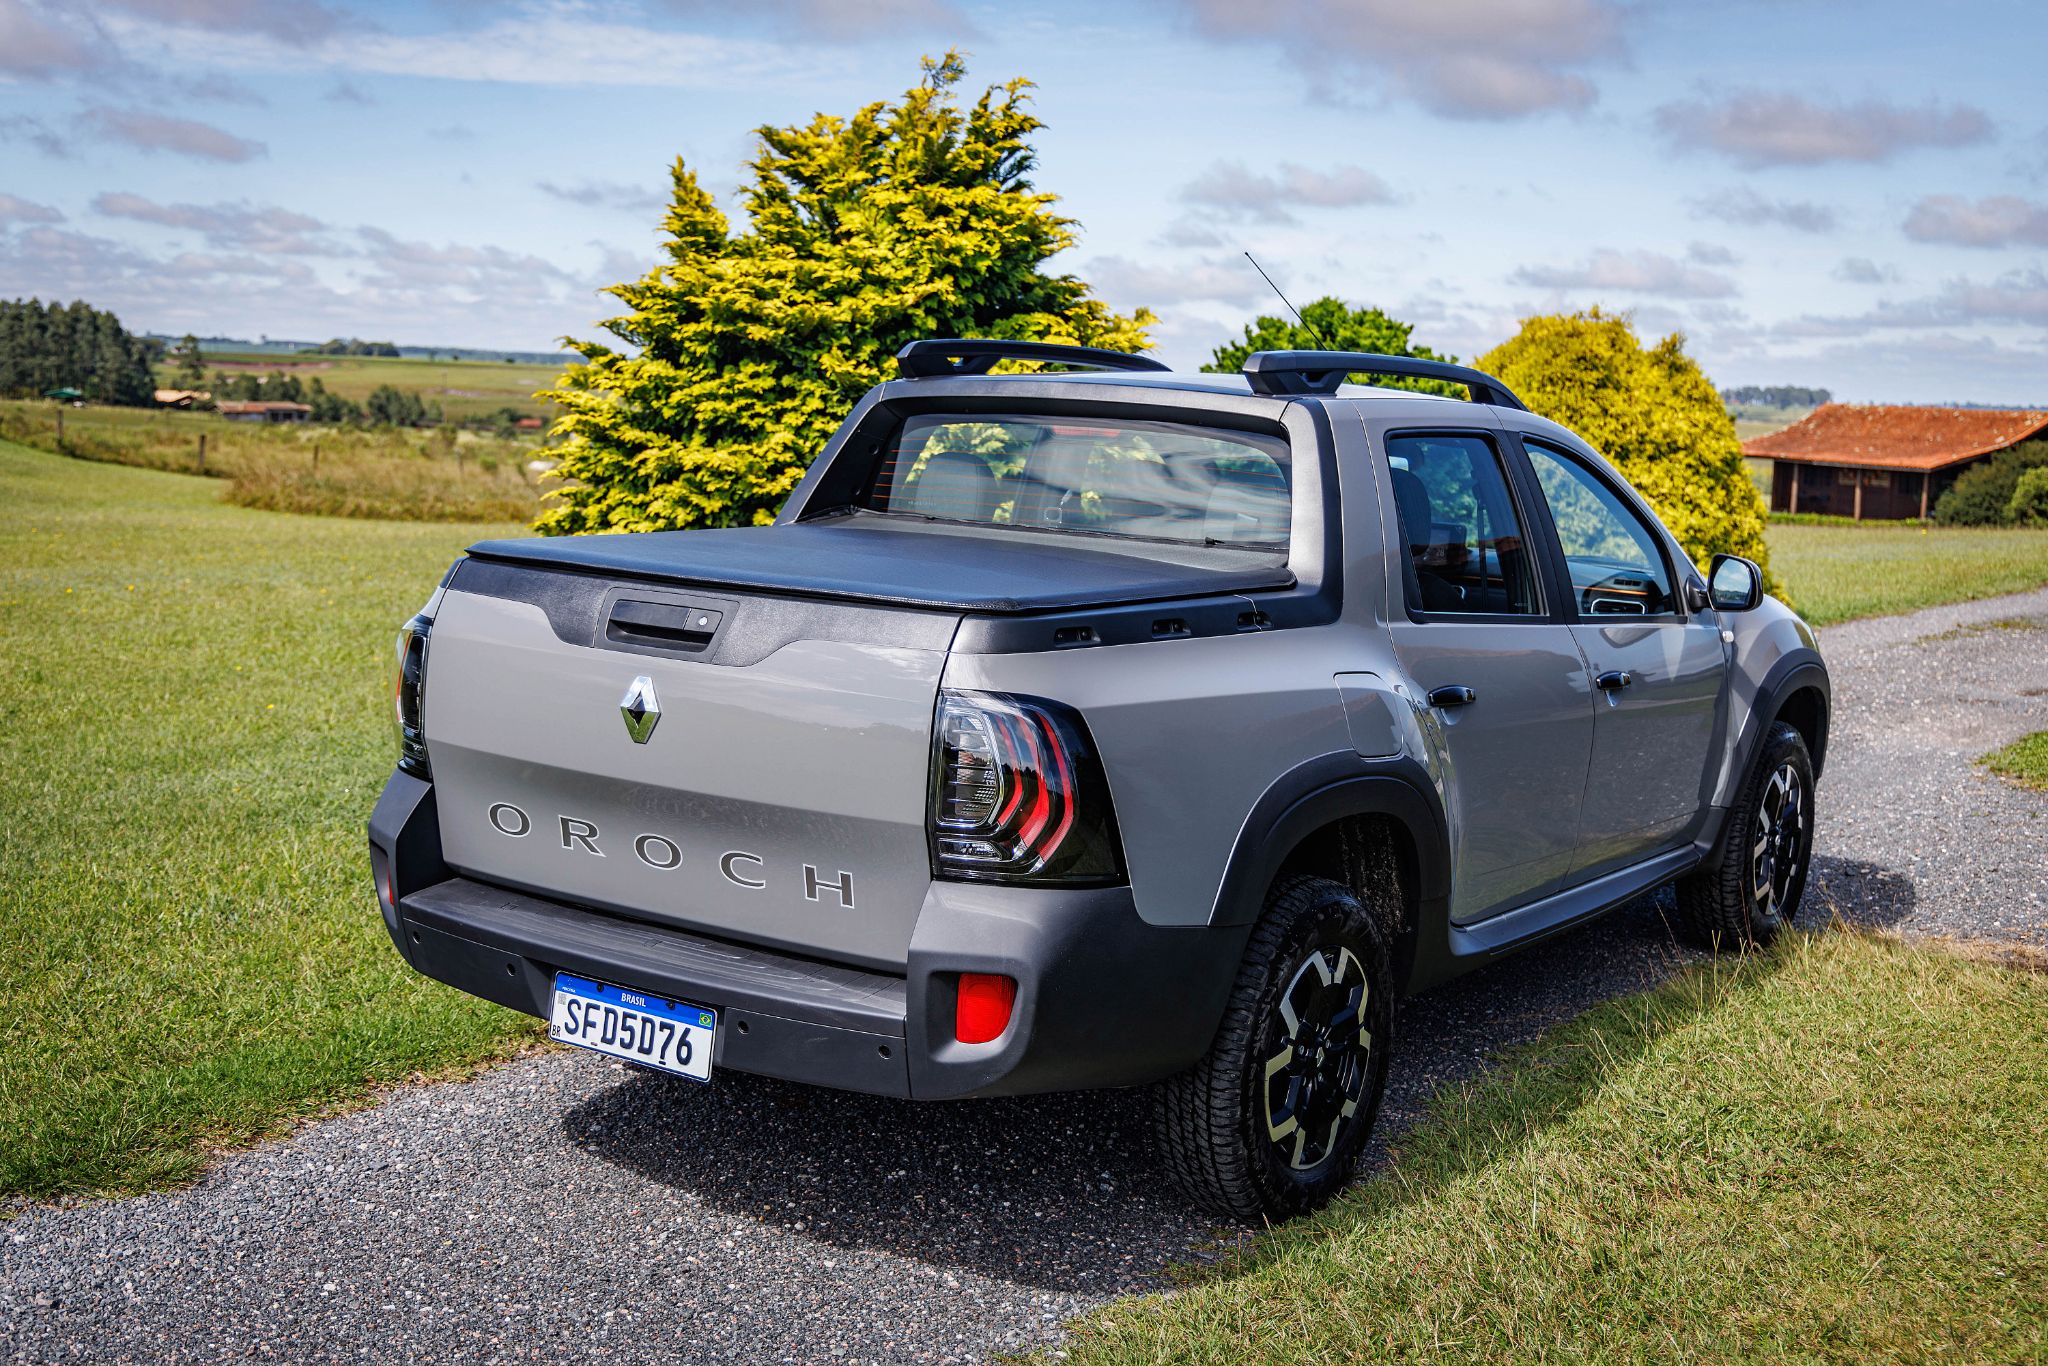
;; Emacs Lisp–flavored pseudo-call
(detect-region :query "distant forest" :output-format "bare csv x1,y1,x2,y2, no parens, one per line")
300,338,401,356
0,299,160,405
1722,385,1831,409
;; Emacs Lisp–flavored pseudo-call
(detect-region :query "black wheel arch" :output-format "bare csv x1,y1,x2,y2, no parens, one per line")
1210,751,1450,994
1744,651,1831,783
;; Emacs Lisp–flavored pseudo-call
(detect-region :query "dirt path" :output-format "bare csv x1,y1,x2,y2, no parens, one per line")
4,589,2044,1364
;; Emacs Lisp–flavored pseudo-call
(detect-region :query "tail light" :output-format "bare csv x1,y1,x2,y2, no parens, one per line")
929,690,1124,884
393,611,432,778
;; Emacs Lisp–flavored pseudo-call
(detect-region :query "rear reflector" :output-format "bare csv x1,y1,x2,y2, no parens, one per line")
955,972,1016,1045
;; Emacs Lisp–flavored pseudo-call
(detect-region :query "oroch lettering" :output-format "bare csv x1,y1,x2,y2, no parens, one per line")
720,850,767,889
488,802,531,837
803,864,856,910
634,834,682,870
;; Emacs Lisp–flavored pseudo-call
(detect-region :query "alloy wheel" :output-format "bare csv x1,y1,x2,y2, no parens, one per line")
1750,760,1806,922
1261,945,1373,1171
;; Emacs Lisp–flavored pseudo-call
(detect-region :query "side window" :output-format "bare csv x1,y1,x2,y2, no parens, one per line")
1523,440,1677,617
1383,433,1542,616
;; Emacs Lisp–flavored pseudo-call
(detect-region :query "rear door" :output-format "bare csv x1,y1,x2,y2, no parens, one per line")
422,566,958,970
1516,437,1728,876
1377,429,1597,923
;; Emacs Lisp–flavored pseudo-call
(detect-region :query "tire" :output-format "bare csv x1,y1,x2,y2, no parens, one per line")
1154,875,1394,1222
1676,720,1815,948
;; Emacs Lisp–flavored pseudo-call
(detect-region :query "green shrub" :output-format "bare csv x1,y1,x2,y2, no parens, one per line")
1934,439,2048,525
537,53,1153,535
2008,465,2048,526
1478,310,1780,596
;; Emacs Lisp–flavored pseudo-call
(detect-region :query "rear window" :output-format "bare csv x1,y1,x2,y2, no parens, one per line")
860,413,1291,549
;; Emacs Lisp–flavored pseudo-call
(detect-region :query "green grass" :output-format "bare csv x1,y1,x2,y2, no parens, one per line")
1053,933,2048,1364
0,441,539,1200
1,400,543,523
164,350,563,421
1765,521,2048,626
1983,731,2048,791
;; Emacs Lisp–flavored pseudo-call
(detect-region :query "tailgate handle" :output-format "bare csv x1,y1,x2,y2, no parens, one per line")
606,599,723,652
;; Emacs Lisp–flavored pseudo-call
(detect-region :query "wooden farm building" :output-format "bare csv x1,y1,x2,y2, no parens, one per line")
1745,404,2048,521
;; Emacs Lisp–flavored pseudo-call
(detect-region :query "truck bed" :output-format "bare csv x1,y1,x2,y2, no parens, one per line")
464,512,1293,614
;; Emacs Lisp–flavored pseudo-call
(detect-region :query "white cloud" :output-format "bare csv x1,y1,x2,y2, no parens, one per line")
1511,248,1737,299
537,180,669,216
0,192,64,225
1083,253,1271,309
78,105,265,161
1180,161,1397,225
1832,257,1897,285
655,0,972,41
100,3,830,90
1777,267,2048,335
1690,186,1838,234
0,0,116,79
93,191,329,253
96,0,344,46
1181,0,1626,120
1902,194,2048,249
1656,90,1992,168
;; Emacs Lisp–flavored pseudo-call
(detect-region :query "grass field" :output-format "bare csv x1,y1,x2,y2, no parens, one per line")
1984,731,2048,790
1052,932,2048,1363
163,350,563,421
0,440,537,1199
1764,520,2048,626
1,400,543,522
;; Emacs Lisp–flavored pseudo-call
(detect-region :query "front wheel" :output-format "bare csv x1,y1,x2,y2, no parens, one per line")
1154,875,1394,1222
1677,720,1815,947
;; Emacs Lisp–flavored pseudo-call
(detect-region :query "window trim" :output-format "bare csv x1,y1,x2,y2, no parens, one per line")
1379,427,1559,626
1514,434,1688,623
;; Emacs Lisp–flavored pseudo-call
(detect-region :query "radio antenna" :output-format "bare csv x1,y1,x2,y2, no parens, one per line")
1244,251,1333,350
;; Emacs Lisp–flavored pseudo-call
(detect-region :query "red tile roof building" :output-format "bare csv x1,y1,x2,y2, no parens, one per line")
1743,403,2048,520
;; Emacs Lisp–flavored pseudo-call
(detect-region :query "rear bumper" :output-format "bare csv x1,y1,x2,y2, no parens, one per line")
369,770,1248,1100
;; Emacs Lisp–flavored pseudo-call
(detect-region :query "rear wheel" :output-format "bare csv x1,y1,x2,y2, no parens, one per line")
1154,875,1394,1222
1677,720,1815,947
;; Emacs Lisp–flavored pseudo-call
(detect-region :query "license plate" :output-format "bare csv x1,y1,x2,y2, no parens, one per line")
548,973,715,1082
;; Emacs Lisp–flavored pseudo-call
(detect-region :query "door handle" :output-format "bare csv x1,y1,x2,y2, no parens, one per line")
1427,685,1477,708
1595,670,1634,692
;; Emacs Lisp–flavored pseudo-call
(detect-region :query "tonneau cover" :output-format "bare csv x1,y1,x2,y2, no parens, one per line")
464,514,1293,614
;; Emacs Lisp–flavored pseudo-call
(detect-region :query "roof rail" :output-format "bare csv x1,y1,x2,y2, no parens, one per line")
896,338,1171,379
1241,350,1526,410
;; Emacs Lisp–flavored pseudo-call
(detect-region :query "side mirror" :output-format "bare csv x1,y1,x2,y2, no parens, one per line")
1708,554,1764,612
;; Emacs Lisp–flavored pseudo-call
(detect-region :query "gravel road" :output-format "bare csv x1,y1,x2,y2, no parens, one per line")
5,588,2044,1365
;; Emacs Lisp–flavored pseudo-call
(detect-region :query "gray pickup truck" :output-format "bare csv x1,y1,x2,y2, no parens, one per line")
369,340,1829,1220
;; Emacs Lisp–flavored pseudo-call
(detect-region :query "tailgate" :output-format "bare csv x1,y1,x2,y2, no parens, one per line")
421,561,957,970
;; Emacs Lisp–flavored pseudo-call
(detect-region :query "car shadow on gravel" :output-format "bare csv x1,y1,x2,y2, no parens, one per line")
1806,854,1918,935
561,877,1882,1293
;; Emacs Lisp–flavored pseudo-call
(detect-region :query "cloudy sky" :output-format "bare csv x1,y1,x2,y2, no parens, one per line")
2,0,2044,401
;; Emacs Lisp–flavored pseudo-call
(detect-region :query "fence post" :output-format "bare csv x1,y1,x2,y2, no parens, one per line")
55,407,64,450
197,432,207,474
312,442,320,472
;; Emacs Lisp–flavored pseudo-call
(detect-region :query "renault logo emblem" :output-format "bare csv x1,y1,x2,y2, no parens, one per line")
619,675,660,744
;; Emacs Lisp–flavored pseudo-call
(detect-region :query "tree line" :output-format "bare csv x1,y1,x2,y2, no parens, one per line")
207,368,444,426
301,338,401,356
0,299,160,405
1721,385,1831,409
